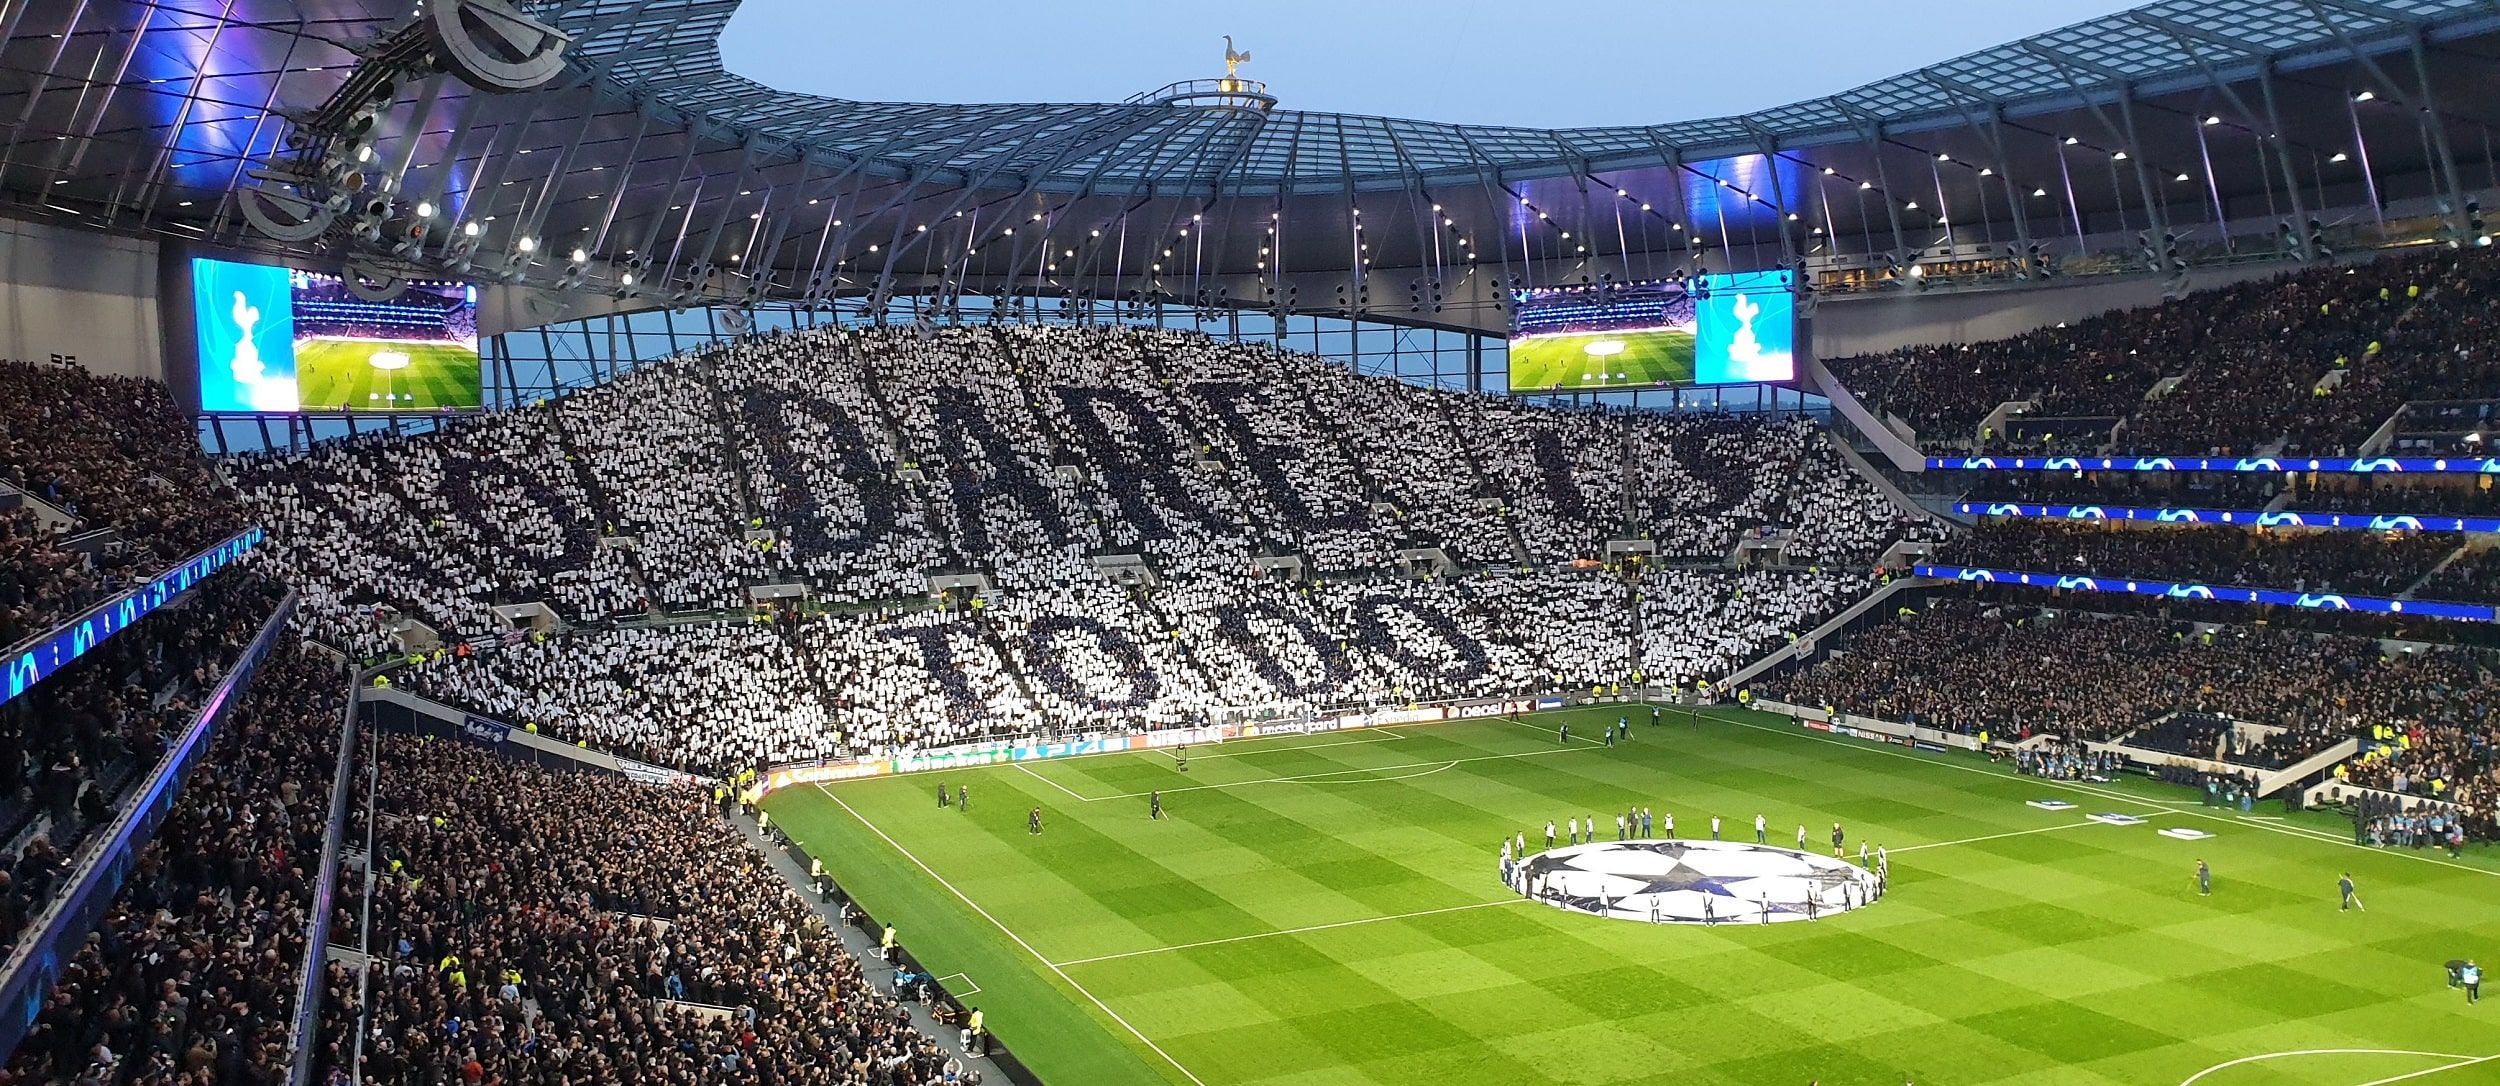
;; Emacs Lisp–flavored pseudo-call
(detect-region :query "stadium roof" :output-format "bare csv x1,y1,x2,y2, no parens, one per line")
5,0,2499,331
559,0,2493,193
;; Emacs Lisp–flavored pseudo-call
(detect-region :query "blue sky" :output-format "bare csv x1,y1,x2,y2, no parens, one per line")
721,0,2147,127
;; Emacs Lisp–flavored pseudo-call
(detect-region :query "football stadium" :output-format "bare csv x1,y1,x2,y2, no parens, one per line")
1,1,2497,1084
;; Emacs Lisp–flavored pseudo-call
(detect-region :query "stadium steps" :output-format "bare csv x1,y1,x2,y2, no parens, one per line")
1422,394,1530,565
696,367,763,525
849,361,979,569
1716,574,1940,690
540,404,666,611
2399,543,2474,599
1818,427,1945,528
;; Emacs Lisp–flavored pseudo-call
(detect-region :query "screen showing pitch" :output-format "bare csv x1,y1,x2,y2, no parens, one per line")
191,257,483,413
1507,270,1793,391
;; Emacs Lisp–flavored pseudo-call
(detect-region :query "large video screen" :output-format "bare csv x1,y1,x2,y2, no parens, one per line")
191,257,482,413
1508,270,1794,392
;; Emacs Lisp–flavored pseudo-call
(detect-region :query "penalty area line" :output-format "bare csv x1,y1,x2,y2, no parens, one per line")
2177,1049,2484,1086
931,971,981,996
814,784,1210,1086
1013,761,1097,803
1054,898,1531,967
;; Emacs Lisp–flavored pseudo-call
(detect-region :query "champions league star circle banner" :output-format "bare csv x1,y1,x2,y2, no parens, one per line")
1509,840,1878,925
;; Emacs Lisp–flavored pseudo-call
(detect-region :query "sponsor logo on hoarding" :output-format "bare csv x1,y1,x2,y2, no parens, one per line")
460,714,510,744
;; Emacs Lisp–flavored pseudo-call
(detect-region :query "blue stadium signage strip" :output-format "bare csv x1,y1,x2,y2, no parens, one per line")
1927,455,2500,474
1913,563,2497,622
1,526,266,709
1955,502,2500,534
0,591,294,1063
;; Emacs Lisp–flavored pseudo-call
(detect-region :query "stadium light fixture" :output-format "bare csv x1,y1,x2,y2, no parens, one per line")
516,236,536,252
1935,153,1949,162
1978,168,1993,177
2032,188,2048,197
1615,189,1626,197
1640,203,1651,211
2353,90,2374,102
2205,115,2222,126
2111,150,2128,160
2064,136,2078,145
1904,201,1919,210
1822,167,1834,175
1786,212,1798,221
569,247,586,262
2330,152,2350,162
415,201,435,218
1858,181,1872,190
2175,172,2191,182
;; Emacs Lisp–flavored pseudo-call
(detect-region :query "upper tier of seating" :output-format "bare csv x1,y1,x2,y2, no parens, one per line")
1826,247,2500,455
230,325,1915,649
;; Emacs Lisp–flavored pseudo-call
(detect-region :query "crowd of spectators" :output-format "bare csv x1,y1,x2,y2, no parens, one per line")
0,359,246,639
2,649,340,1085
1826,247,2499,456
235,325,1916,657
1939,520,2480,602
330,736,949,1085
1764,599,2489,749
0,571,288,954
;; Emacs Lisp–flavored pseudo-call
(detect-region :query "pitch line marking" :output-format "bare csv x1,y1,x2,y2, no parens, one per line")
1721,716,2500,882
1053,898,1530,967
1080,745,1580,802
2177,1049,2482,1086
1891,819,2141,854
2352,1054,2500,1085
931,971,981,996
1013,761,1096,803
815,785,1210,1086
1182,730,1407,760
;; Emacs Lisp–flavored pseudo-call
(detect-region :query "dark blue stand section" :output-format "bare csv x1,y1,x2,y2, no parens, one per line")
2,526,266,708
0,591,296,1063
1956,501,2500,535
1928,455,2500,474
1915,564,2496,622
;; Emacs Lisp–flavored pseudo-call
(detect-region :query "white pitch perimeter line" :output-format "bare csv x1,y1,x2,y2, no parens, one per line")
816,785,1209,1086
1505,715,1612,747
1722,717,2500,882
1054,898,1529,967
1013,761,1095,803
1081,745,1579,802
932,971,982,996
1184,730,1408,760
2353,1054,2500,1085
1891,819,2143,854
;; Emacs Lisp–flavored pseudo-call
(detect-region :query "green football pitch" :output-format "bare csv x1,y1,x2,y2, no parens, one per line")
763,707,2497,1086
293,337,481,411
1508,330,1697,391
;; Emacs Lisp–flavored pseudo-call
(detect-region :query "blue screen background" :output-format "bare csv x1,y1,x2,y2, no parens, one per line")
191,257,298,413
1693,270,1795,384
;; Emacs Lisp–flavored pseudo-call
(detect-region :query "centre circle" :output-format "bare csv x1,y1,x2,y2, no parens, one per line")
1506,839,1883,924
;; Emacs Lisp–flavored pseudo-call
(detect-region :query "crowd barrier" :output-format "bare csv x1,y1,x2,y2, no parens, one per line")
2,526,265,708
